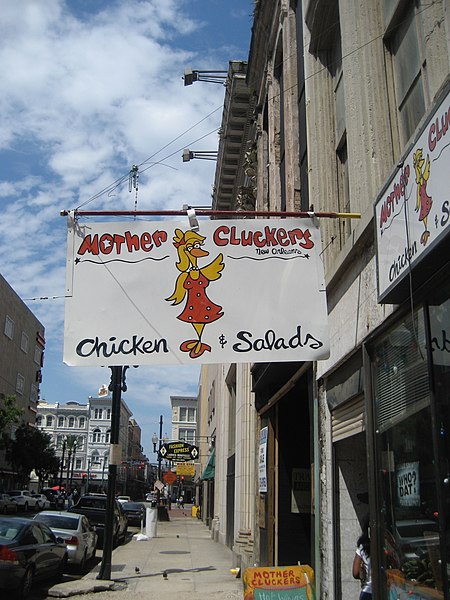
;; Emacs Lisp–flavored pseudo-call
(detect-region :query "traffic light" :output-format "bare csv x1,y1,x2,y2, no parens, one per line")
181,475,185,482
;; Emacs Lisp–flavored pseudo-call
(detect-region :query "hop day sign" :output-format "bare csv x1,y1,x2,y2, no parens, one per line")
63,215,330,366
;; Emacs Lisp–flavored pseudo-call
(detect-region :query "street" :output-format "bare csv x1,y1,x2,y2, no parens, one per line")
9,504,242,600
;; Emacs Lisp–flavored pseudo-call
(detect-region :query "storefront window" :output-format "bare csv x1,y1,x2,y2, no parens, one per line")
373,307,444,598
429,296,450,596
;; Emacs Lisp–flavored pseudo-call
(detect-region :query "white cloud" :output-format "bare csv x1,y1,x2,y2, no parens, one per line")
0,0,251,456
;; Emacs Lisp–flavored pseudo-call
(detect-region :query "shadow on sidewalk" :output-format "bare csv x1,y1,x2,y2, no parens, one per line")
115,565,217,582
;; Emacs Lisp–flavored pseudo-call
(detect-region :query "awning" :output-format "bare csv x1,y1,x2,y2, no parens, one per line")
200,448,215,481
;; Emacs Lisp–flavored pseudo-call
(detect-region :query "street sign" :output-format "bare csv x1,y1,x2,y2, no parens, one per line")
176,463,196,477
159,442,199,461
163,471,177,484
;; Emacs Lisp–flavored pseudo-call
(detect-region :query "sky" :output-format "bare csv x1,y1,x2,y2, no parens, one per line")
0,0,253,458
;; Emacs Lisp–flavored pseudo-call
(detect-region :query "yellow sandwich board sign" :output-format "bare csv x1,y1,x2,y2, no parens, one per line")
243,565,315,599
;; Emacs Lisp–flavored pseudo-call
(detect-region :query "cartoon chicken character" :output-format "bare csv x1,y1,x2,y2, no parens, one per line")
413,148,432,245
166,228,224,359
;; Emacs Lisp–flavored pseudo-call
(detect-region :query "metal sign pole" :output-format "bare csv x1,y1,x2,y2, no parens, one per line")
97,365,128,581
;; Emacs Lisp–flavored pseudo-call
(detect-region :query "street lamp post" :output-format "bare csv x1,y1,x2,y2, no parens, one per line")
152,416,169,506
69,440,78,491
58,437,67,493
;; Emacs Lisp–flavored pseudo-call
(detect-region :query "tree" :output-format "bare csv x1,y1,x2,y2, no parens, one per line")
35,448,60,488
5,424,59,488
0,394,23,436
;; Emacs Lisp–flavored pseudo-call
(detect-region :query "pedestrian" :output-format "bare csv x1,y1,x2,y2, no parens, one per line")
178,495,184,509
352,517,371,599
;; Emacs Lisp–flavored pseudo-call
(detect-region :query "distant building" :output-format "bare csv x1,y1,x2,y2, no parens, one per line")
170,395,197,444
0,273,45,489
36,386,146,495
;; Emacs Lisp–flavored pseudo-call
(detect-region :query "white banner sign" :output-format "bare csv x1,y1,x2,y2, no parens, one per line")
64,216,329,366
259,427,268,493
375,88,450,300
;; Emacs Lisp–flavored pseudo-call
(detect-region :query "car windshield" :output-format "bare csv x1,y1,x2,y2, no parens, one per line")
0,520,24,541
78,498,106,509
123,503,143,510
35,515,79,530
397,521,438,538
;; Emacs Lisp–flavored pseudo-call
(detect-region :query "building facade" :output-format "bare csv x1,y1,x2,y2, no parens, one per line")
0,273,45,489
170,395,197,444
196,2,450,599
170,394,197,503
36,386,140,495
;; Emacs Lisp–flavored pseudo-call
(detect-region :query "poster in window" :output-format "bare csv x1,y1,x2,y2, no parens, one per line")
397,461,420,507
291,468,311,514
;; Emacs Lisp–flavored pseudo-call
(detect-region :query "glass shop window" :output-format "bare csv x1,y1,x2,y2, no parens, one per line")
429,295,450,596
372,307,443,598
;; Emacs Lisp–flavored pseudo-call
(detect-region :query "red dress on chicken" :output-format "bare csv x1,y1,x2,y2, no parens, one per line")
177,272,223,324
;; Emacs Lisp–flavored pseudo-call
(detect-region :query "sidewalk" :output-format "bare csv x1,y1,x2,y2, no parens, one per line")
49,506,243,600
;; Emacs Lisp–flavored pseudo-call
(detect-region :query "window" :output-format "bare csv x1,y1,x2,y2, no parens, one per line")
58,416,64,427
46,415,53,427
106,408,111,420
34,346,42,365
333,25,351,245
36,415,43,426
179,407,196,422
105,429,111,443
75,458,82,469
94,408,102,419
16,373,25,395
79,417,85,428
68,417,75,428
371,308,442,595
92,429,101,443
179,428,195,443
20,332,29,353
385,2,426,146
4,315,14,339
30,384,38,404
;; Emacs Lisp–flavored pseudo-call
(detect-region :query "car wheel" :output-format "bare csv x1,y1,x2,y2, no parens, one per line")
17,566,34,599
79,550,87,574
56,555,68,582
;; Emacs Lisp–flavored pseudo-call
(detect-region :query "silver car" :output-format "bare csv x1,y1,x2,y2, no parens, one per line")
0,493,18,514
33,511,97,572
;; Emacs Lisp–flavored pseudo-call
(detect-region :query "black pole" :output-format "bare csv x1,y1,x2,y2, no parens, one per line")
66,449,72,491
58,439,66,492
69,444,77,491
158,415,163,481
157,415,163,506
97,365,128,581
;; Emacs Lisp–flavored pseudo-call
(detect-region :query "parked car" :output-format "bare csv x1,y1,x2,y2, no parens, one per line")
33,511,97,573
395,518,440,560
68,495,128,547
0,516,68,598
116,495,131,504
30,493,51,510
121,502,146,526
7,491,39,512
40,488,65,509
0,493,18,514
